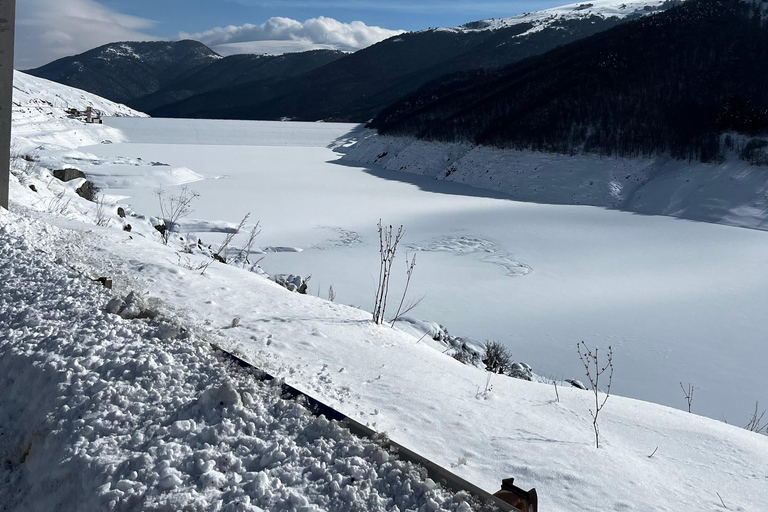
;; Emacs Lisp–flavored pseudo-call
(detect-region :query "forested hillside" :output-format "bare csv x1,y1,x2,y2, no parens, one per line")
26,2,676,122
26,41,222,105
372,0,768,163
154,11,650,121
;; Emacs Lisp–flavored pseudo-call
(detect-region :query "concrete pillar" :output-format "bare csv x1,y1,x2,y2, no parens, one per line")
0,0,16,210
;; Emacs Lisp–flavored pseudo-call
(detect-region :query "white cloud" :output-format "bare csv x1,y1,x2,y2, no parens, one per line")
181,16,404,55
15,0,158,69
211,41,341,57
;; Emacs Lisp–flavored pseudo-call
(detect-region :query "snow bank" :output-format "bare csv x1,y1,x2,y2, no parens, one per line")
0,210,478,512
11,71,146,154
342,130,768,231
13,71,146,118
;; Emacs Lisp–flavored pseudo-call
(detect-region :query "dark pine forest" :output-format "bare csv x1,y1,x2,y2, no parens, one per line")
371,0,768,163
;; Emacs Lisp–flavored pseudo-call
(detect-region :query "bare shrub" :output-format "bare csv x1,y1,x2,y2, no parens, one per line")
45,187,72,215
155,185,199,244
372,221,403,324
482,340,511,374
9,144,39,187
577,341,614,448
94,193,111,227
745,402,767,434
199,213,249,275
476,373,493,400
328,285,336,302
233,220,261,265
176,253,207,272
680,382,694,413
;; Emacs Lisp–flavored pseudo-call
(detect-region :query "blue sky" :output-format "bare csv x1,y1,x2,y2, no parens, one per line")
16,0,568,69
99,0,566,36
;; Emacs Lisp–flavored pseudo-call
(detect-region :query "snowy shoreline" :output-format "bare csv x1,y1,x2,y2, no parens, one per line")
341,130,768,231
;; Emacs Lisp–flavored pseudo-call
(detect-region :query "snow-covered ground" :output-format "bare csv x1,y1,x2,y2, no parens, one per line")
60,117,768,430
343,130,768,231
0,210,480,512
4,71,768,512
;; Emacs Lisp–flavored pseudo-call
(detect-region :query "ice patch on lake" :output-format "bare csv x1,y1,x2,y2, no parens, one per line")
174,219,244,234
408,236,531,277
261,246,303,253
312,226,363,250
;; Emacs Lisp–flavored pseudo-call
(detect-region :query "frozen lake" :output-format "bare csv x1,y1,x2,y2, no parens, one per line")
80,117,768,424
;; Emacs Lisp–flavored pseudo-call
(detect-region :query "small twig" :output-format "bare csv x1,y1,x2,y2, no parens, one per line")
680,382,694,413
199,213,249,275
553,381,560,403
716,492,727,509
391,253,417,327
744,401,767,433
648,447,658,458
415,332,428,344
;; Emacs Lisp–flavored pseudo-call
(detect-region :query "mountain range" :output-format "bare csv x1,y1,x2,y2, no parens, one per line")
25,0,676,122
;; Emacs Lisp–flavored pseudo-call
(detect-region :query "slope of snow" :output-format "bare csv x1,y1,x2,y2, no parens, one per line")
13,70,146,118
11,70,147,154
3,78,767,512
0,210,472,512
342,130,768,231
438,0,674,34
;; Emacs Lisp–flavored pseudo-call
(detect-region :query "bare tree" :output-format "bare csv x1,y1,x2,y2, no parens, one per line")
372,221,403,324
328,285,336,302
744,402,767,434
578,341,614,448
680,382,694,413
199,213,249,275
155,185,199,244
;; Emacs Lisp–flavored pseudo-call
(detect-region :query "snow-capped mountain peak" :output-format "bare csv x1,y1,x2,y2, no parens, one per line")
445,0,678,34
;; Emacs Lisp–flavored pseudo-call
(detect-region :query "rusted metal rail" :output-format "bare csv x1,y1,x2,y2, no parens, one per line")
214,344,538,512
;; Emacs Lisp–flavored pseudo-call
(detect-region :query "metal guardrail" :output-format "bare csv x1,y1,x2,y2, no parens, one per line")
213,344,526,512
